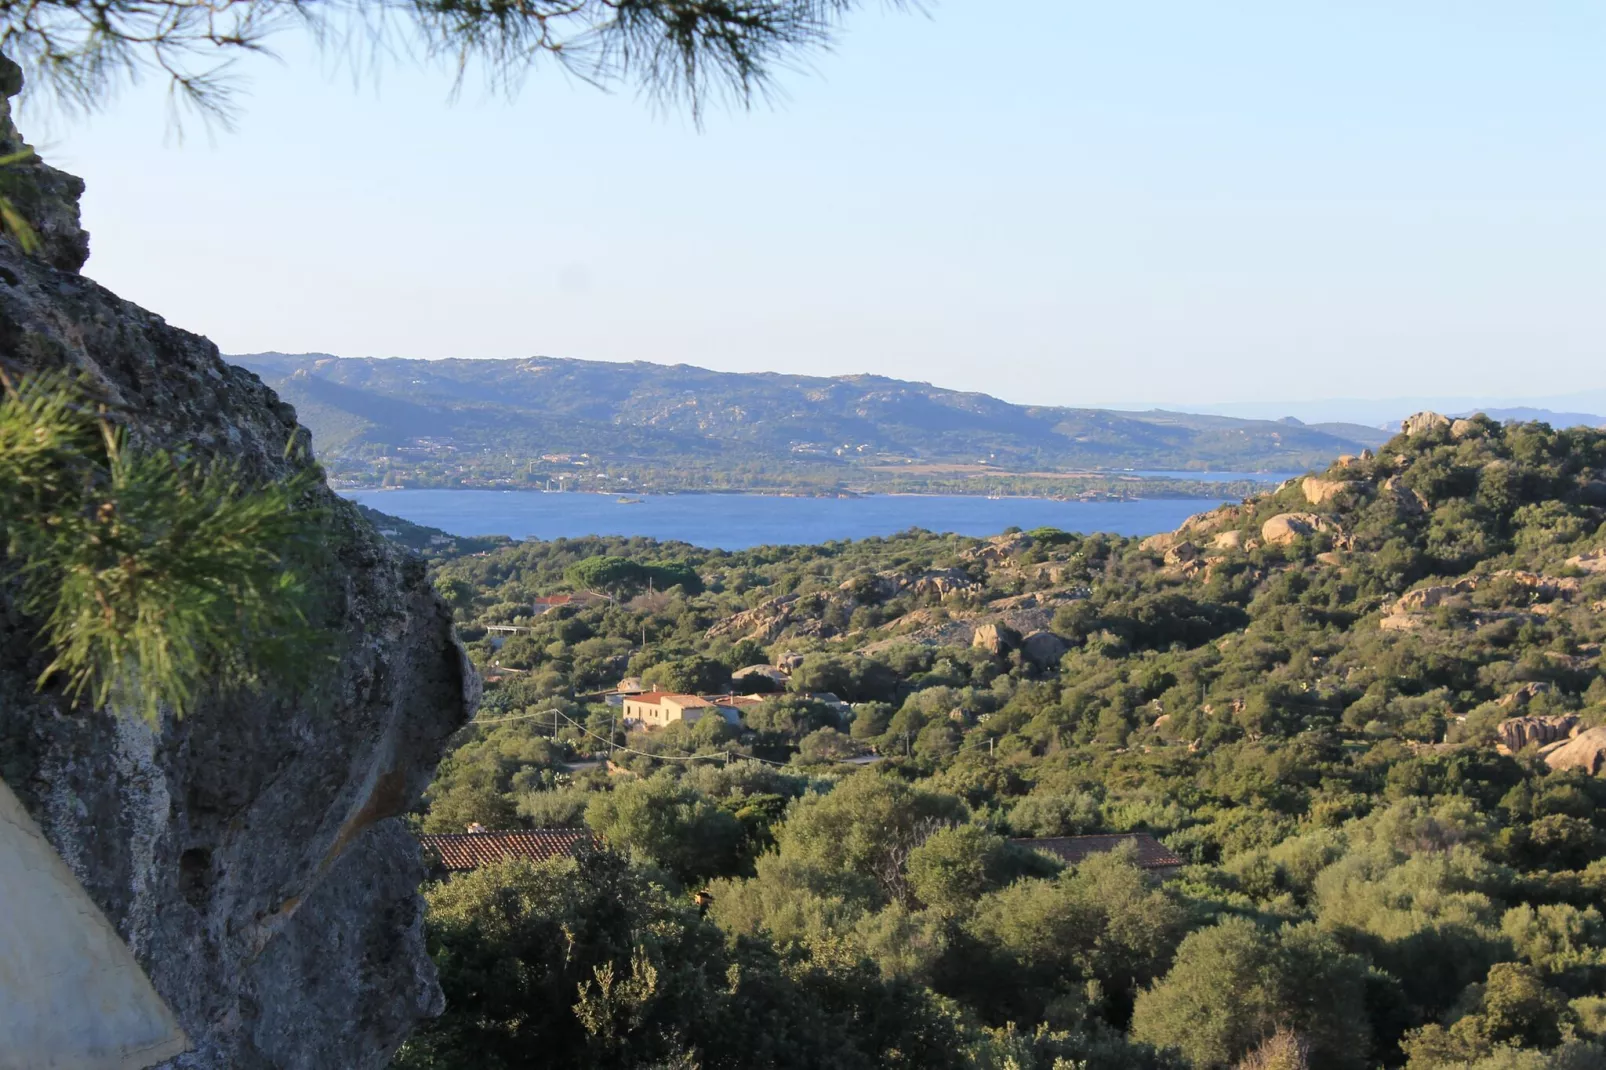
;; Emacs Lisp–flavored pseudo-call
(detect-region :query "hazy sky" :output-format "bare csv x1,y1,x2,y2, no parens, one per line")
31,1,1606,410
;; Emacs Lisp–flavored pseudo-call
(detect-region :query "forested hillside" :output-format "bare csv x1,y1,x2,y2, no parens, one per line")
237,353,1388,494
396,413,1606,1070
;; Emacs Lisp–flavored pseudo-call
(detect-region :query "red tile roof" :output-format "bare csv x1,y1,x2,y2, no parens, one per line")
1012,833,1183,871
624,692,712,707
418,829,595,872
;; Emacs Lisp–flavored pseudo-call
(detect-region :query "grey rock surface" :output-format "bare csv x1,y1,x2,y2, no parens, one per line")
0,87,474,1069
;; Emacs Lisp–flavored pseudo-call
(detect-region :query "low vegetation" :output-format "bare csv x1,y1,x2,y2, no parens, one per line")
396,414,1606,1070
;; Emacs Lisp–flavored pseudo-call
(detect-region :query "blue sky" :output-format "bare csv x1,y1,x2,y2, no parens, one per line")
29,1,1606,412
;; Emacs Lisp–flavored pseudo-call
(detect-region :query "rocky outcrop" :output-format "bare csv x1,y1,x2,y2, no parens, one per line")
1020,631,1070,666
1544,726,1606,776
707,593,818,642
1566,549,1606,575
909,568,982,599
964,533,1033,566
1498,681,1554,709
0,86,473,1069
731,664,790,687
1402,411,1451,436
0,57,90,272
1143,505,1243,554
1261,513,1342,546
1164,541,1200,566
1302,477,1359,506
972,623,1022,656
1381,475,1429,515
1396,579,1478,613
1496,714,1578,751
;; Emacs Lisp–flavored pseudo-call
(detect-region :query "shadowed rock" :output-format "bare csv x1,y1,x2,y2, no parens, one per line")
0,92,474,1069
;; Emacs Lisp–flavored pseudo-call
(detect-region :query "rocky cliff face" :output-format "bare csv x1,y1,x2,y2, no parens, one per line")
0,69,475,1068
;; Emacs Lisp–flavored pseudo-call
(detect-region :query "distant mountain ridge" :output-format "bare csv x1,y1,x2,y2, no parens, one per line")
233,353,1391,478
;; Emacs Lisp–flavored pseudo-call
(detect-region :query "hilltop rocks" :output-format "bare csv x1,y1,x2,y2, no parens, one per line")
1451,418,1485,439
1142,505,1243,554
0,98,472,1068
972,623,1022,656
1497,714,1578,751
1261,513,1343,546
1403,411,1452,436
1302,477,1360,505
964,533,1033,566
1544,726,1606,776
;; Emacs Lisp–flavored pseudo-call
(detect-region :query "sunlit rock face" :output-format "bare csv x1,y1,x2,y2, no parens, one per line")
0,64,475,1070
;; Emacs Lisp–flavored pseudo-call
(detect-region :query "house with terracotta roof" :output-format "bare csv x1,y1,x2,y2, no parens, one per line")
418,828,595,874
621,692,734,729
1012,833,1184,876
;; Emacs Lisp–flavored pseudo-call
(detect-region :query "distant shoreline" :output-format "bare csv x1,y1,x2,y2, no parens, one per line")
336,482,1282,503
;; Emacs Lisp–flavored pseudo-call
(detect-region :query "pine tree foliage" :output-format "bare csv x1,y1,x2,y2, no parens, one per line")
0,370,329,721
0,0,910,122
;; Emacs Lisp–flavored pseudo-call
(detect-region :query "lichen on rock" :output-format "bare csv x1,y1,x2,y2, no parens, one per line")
0,92,474,1069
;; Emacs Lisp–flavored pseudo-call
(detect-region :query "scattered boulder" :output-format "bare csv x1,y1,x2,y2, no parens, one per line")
1565,549,1606,575
1395,579,1478,613
731,664,790,687
965,533,1032,566
972,623,1023,656
1544,726,1606,776
1450,418,1485,439
1179,506,1242,538
1212,530,1244,551
1261,513,1342,546
1402,411,1452,436
1164,541,1200,566
1496,714,1578,751
1381,477,1429,515
1303,477,1359,506
1499,681,1554,709
1021,631,1071,666
910,568,982,599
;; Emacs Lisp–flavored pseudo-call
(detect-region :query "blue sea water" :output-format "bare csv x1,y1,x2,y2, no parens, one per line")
345,490,1235,551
